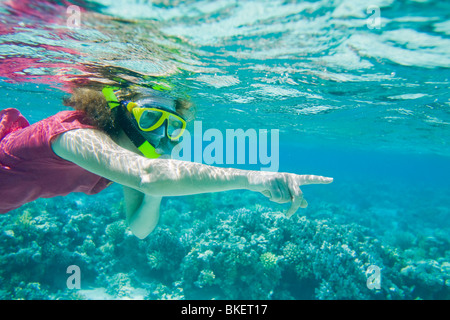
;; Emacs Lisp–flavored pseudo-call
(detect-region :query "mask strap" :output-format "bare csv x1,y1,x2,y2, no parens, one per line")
102,87,121,109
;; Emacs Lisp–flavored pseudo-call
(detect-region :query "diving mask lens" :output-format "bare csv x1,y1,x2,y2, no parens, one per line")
139,109,164,130
167,115,185,140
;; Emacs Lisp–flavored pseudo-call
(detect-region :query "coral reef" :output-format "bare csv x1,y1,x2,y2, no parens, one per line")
0,185,449,300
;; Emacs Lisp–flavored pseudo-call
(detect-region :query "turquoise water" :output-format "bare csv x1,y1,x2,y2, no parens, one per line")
0,0,449,300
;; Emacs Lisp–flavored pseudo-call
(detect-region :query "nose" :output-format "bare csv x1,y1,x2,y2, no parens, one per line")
150,122,166,137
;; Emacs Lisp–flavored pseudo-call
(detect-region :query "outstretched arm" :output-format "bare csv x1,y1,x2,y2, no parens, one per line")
52,129,251,194
52,128,333,218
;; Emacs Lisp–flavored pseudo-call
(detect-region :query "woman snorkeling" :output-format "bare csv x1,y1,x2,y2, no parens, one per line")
0,86,333,239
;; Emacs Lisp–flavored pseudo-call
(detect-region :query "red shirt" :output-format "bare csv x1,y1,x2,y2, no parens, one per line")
0,108,111,213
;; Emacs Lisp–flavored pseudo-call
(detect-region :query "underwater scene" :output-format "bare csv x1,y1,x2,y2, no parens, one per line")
0,0,449,300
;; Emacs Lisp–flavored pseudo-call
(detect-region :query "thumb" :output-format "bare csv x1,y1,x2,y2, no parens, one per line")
286,197,308,218
300,198,308,209
261,190,271,198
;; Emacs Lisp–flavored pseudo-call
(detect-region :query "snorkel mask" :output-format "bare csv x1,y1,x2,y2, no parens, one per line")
102,87,186,159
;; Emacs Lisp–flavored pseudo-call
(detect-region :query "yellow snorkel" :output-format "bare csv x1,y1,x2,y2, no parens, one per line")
102,87,162,159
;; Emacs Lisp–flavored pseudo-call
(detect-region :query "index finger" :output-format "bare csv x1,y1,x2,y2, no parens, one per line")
299,175,333,186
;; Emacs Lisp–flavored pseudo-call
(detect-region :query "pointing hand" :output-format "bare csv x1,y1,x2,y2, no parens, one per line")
248,172,333,218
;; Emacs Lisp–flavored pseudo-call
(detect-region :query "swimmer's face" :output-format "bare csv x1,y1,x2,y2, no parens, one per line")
130,97,182,156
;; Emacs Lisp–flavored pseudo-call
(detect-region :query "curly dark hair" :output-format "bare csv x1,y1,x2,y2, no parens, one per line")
63,87,195,136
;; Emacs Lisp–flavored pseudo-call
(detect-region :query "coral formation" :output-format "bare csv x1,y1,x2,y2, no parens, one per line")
105,221,126,244
0,186,448,300
260,252,278,271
